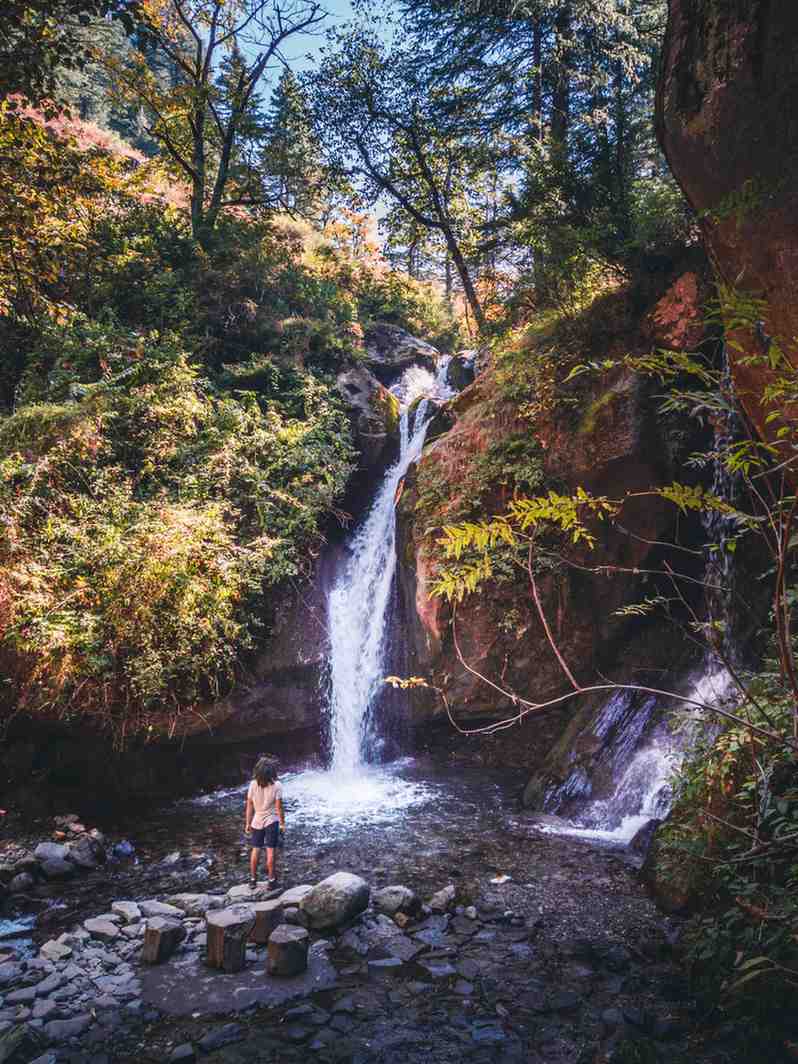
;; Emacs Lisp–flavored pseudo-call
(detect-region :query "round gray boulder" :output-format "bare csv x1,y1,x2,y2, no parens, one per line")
299,872,370,930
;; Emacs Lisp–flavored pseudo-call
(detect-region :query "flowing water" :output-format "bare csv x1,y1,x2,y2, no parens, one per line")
326,358,454,779
542,668,734,845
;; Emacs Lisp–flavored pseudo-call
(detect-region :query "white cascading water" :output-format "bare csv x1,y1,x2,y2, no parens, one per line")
327,358,454,778
545,668,734,844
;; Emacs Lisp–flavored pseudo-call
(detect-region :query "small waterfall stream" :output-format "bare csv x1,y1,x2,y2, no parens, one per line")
541,346,741,846
327,358,454,778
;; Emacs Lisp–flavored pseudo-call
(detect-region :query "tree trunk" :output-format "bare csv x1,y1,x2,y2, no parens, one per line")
532,18,543,146
551,4,572,168
444,230,485,331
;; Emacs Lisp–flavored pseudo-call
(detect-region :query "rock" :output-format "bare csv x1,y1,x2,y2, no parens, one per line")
33,972,63,996
139,900,184,918
39,940,72,962
367,957,403,978
198,1024,243,1053
206,906,256,973
112,839,135,858
250,899,284,945
33,843,67,863
657,1,798,459
168,1044,196,1063
141,917,186,965
428,884,456,913
363,322,439,382
160,851,181,867
43,1014,92,1041
336,365,401,482
83,919,119,941
372,885,419,918
169,1044,196,1062
6,986,36,1004
226,882,275,902
278,884,314,907
32,999,57,1021
267,925,309,977
29,1053,58,1064
40,858,75,881
111,901,141,924
64,835,103,869
9,873,34,894
464,906,477,920
418,959,457,981
299,873,369,931
167,893,222,917
0,961,23,987
446,352,476,391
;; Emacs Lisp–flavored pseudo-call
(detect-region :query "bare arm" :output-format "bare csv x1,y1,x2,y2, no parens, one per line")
276,796,285,831
245,796,253,833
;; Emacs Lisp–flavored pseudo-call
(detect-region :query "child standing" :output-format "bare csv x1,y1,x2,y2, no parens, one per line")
244,756,285,889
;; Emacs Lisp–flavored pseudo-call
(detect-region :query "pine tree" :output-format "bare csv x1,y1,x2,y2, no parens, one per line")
261,69,326,221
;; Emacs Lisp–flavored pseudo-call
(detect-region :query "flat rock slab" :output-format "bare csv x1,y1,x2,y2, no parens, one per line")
139,947,337,1015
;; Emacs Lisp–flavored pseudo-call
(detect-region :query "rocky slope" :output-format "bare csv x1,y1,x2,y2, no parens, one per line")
396,274,709,751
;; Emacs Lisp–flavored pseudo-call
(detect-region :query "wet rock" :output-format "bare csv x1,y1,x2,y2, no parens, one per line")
7,986,36,1004
83,919,119,942
464,906,477,920
251,899,284,945
34,972,63,996
471,1021,506,1045
198,1023,243,1053
546,990,581,1013
367,957,403,978
64,836,104,869
142,917,186,965
277,884,314,907
206,905,256,973
267,925,309,977
0,961,23,986
428,884,455,914
111,901,141,924
32,1000,58,1021
336,365,401,479
168,1044,196,1063
8,872,34,894
363,322,438,382
167,893,222,917
417,959,456,981
34,842,67,863
43,1014,93,1042
39,940,72,962
40,858,75,881
372,885,419,918
139,900,184,918
300,873,369,930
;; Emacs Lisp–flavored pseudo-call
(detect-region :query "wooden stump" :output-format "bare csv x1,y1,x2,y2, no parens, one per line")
206,904,255,973
267,924,309,976
141,917,186,965
250,899,284,945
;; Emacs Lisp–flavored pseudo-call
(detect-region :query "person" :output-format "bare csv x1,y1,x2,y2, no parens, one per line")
244,756,285,889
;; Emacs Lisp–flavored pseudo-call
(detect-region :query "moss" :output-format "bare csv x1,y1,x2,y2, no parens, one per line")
579,387,616,436
375,387,400,436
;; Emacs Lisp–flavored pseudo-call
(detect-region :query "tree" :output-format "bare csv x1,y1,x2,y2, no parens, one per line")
261,68,327,221
0,0,140,105
104,0,324,246
312,25,496,330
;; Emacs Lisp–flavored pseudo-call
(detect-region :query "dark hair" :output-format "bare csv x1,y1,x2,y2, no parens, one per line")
253,756,277,787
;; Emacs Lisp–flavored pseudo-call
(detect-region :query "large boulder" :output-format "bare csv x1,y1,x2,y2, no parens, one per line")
299,872,370,930
336,363,401,480
363,323,439,383
656,0,798,457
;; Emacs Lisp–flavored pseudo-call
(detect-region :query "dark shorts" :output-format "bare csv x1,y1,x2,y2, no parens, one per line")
251,822,280,849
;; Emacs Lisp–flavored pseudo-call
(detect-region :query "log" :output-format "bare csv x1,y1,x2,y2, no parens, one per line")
250,899,284,945
267,924,309,976
206,904,255,973
141,917,186,965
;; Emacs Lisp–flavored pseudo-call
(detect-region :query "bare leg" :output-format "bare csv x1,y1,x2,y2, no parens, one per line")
265,846,276,880
249,847,260,880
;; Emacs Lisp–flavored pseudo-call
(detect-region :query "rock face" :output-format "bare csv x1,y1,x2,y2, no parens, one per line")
656,0,798,452
396,281,701,727
336,363,401,512
299,872,370,930
363,322,439,383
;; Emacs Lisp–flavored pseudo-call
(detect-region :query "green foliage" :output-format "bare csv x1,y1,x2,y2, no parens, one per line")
0,333,355,735
657,664,798,1016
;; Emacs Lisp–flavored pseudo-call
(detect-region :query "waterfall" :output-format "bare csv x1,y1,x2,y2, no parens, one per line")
326,357,454,777
541,350,741,845
543,668,734,844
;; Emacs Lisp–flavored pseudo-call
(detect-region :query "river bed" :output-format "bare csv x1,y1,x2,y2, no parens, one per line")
0,756,769,1063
